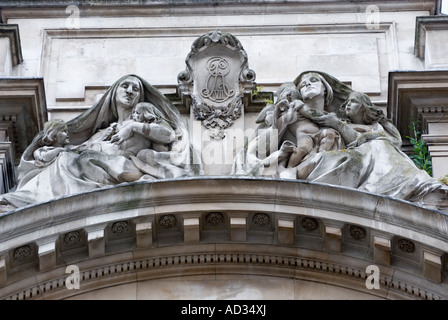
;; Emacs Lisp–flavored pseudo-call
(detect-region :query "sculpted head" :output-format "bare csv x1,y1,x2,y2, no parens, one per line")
345,92,365,117
277,82,301,102
297,72,333,107
115,75,143,109
341,91,384,124
41,119,70,147
132,102,161,124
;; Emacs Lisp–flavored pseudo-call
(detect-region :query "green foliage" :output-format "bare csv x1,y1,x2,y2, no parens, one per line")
439,174,448,186
252,86,274,105
406,120,432,176
252,85,263,97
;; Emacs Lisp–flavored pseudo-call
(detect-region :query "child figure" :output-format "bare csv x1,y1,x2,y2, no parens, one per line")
32,119,71,168
87,102,175,158
9,119,71,192
275,82,341,169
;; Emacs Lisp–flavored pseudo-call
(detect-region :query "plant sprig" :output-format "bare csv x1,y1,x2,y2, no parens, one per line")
406,120,432,176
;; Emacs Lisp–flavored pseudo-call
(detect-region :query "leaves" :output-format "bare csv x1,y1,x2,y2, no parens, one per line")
406,121,432,176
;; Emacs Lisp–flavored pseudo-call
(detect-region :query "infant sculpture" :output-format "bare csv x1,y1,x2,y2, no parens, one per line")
0,71,446,212
232,70,448,210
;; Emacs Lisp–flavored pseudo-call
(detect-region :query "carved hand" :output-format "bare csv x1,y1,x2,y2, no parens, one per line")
347,131,384,148
313,112,339,127
111,124,134,145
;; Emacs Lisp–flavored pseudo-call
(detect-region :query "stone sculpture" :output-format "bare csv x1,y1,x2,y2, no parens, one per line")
177,30,256,139
232,70,448,210
0,74,200,209
0,69,446,212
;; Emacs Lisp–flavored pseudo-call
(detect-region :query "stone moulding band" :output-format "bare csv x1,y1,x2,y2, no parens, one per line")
0,178,447,300
2,249,442,300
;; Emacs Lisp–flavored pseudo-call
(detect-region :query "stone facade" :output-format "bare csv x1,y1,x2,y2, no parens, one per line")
0,0,447,300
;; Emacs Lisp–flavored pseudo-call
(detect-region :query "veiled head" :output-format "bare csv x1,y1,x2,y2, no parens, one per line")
296,72,333,106
114,75,143,109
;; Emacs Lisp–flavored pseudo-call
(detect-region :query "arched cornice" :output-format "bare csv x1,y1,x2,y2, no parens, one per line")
0,178,446,300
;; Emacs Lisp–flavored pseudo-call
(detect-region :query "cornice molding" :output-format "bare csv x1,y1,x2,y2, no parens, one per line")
387,70,448,149
2,245,442,300
0,0,441,22
0,178,446,300
0,78,48,164
0,24,22,66
414,15,448,60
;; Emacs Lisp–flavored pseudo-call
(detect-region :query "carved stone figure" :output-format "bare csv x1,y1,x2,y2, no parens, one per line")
0,74,199,209
178,30,256,139
303,90,447,206
233,70,448,209
232,71,347,177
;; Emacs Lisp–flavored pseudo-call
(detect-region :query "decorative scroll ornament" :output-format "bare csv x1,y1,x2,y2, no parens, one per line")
178,30,256,139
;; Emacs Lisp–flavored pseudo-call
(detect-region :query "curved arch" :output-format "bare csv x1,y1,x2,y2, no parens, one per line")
0,178,446,300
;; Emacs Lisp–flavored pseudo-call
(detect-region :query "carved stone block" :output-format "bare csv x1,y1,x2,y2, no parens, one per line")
373,235,392,266
423,250,442,283
230,217,247,242
37,241,57,271
87,229,105,258
184,218,200,243
325,226,342,253
277,220,294,245
135,222,153,248
0,258,6,286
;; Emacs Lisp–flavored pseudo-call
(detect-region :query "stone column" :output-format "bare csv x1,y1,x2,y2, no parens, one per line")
422,131,448,180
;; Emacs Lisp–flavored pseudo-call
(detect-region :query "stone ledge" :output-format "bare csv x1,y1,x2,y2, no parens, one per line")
0,244,445,300
0,178,446,299
0,1,441,22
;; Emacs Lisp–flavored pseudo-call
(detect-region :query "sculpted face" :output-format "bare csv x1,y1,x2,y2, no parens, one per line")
56,127,70,146
132,105,156,123
116,76,142,108
298,73,325,101
132,106,145,123
345,93,363,117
